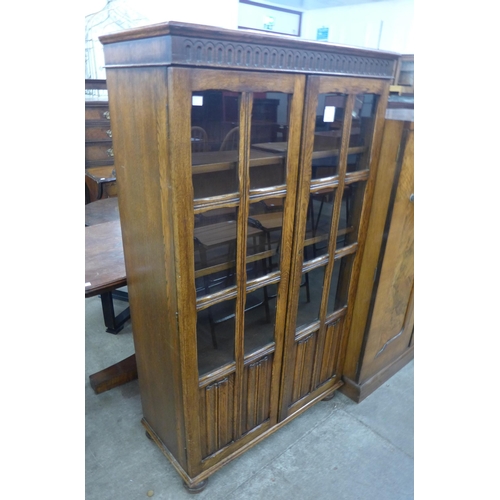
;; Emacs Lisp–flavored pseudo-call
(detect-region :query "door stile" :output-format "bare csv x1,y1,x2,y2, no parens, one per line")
267,74,305,423
166,67,204,473
333,81,391,382
277,75,319,421
310,93,356,388
233,92,253,440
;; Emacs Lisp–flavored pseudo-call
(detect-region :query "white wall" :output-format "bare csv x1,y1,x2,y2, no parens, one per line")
85,0,413,79
301,0,414,53
85,0,239,79
85,0,238,29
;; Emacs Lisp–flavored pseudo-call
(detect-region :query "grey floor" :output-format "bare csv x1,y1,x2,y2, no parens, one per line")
86,294,414,500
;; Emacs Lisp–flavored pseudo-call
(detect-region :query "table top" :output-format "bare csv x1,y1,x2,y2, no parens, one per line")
194,220,262,247
86,197,120,226
192,149,284,175
85,219,126,297
86,166,116,183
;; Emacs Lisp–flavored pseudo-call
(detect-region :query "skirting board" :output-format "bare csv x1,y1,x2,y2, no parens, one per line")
340,347,414,403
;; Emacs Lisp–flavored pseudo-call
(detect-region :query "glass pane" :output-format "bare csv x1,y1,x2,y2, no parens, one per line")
194,207,240,298
311,93,347,180
194,207,269,299
337,181,366,250
347,93,379,173
304,188,337,260
191,90,240,199
295,265,327,329
248,198,285,275
327,253,355,315
249,92,290,189
244,285,278,355
197,298,236,376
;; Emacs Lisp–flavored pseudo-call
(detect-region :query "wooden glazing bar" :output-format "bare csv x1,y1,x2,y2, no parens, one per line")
194,250,276,279
233,92,253,440
193,195,240,214
295,321,321,340
249,185,287,201
245,271,281,293
334,242,358,260
310,178,340,192
199,363,236,389
196,287,238,312
324,305,347,327
345,170,370,185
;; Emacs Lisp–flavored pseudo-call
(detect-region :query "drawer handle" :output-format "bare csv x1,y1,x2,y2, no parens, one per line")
103,111,110,119
409,193,414,203
106,129,112,138
107,148,114,157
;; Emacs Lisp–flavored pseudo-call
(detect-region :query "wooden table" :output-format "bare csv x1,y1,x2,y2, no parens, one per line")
85,166,116,200
192,149,284,174
86,216,137,394
85,196,120,226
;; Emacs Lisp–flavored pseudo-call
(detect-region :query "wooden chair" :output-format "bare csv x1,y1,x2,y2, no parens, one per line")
219,127,239,151
194,220,268,348
191,126,208,152
249,211,311,302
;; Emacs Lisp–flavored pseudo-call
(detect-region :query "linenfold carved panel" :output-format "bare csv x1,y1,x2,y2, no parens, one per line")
291,332,318,404
199,375,235,459
172,37,394,78
317,318,343,387
241,355,273,435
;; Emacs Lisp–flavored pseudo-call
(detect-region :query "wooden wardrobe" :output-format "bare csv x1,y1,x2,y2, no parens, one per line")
342,108,414,402
100,21,399,492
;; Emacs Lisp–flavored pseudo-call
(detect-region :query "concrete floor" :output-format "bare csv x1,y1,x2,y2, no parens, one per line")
86,294,414,500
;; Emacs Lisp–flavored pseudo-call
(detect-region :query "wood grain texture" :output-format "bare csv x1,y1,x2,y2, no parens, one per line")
341,118,413,402
100,22,400,488
199,376,235,458
104,65,188,470
359,128,414,381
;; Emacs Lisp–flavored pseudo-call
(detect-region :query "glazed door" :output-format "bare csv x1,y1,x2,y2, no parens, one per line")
166,67,305,473
279,76,390,419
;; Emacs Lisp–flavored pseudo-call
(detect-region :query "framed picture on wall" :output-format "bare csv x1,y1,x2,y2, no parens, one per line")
238,0,302,37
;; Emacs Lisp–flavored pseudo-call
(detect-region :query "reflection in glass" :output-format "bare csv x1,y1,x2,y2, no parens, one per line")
295,264,326,330
248,198,285,275
191,90,241,199
346,93,379,173
194,207,240,299
327,253,355,315
197,298,236,376
244,285,277,355
337,181,366,249
249,92,290,189
304,188,336,259
311,93,347,180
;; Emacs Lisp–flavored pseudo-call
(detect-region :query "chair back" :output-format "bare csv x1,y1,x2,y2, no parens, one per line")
191,126,208,152
219,127,239,151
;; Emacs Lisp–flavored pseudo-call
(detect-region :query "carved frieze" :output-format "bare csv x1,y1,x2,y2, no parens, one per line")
172,36,395,78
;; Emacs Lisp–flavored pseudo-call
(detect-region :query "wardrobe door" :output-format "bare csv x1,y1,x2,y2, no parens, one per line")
279,76,390,419
166,67,305,473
